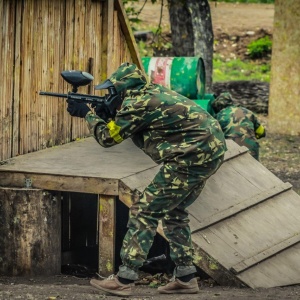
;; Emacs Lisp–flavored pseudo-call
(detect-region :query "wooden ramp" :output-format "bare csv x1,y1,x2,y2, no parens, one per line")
119,140,300,288
0,138,300,288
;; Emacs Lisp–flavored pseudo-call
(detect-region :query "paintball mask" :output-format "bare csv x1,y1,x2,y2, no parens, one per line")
94,79,123,120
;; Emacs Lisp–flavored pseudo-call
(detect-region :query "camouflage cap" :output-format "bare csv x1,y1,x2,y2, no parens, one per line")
211,92,234,113
95,62,148,94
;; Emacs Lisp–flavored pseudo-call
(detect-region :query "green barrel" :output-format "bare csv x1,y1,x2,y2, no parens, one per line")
193,94,215,115
142,57,206,99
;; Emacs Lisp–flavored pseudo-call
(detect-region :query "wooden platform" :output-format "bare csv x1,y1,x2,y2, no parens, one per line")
0,137,300,288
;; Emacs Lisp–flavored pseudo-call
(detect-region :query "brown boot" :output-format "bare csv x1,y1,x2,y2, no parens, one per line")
90,275,134,296
158,277,199,294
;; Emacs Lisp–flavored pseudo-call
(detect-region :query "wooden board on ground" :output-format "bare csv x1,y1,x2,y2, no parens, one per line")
0,138,299,288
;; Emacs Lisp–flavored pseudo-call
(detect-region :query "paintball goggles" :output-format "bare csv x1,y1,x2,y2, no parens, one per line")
39,70,121,120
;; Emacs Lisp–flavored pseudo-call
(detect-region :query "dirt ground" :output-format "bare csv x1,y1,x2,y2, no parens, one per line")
1,2,300,300
2,274,300,300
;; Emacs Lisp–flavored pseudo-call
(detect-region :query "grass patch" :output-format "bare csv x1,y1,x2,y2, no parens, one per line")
247,36,272,59
213,55,271,82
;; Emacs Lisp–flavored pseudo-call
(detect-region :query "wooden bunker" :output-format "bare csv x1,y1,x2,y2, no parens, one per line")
1,0,300,290
1,137,300,288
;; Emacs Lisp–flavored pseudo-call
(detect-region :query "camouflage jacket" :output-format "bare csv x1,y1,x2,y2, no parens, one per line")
85,62,227,166
211,92,265,160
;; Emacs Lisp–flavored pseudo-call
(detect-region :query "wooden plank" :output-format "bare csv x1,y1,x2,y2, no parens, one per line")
98,194,116,276
35,0,43,150
12,0,21,158
54,0,66,146
228,151,283,190
113,10,120,66
0,1,6,160
237,243,300,288
106,0,114,76
188,152,284,231
112,11,120,67
73,0,90,139
101,0,109,81
192,227,244,274
0,0,15,161
114,0,143,70
18,1,29,154
192,182,292,232
31,0,40,152
0,187,61,275
203,189,300,269
224,140,249,161
0,171,118,195
187,161,264,230
231,234,300,274
118,180,136,208
48,0,56,148
0,138,157,179
41,0,50,148
93,0,102,82
64,0,76,142
192,233,246,287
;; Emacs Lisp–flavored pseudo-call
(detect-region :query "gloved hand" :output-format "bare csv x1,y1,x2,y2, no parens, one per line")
91,103,111,122
67,100,90,118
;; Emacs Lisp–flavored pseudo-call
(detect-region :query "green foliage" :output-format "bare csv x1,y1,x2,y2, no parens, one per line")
213,55,270,82
247,36,272,59
122,0,141,31
136,38,173,57
137,40,154,57
123,0,158,30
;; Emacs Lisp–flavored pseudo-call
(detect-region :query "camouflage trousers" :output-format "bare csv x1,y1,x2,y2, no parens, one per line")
118,155,224,280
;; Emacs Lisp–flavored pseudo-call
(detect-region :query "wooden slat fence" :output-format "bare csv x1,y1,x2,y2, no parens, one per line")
0,0,141,162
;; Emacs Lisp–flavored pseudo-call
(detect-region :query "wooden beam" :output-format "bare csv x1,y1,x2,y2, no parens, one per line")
114,0,143,70
98,194,116,277
0,171,118,195
231,234,300,274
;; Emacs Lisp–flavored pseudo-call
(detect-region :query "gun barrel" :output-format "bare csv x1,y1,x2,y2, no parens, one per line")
39,91,68,98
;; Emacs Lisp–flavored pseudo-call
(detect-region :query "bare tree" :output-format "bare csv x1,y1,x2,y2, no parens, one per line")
167,0,214,92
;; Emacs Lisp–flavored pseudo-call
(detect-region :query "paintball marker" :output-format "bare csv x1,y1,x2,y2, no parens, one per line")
39,70,121,120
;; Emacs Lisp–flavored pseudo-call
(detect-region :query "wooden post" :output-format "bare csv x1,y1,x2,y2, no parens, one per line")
0,187,61,275
268,0,300,135
98,195,116,277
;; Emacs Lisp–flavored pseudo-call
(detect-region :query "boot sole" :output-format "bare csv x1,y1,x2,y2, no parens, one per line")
90,280,132,297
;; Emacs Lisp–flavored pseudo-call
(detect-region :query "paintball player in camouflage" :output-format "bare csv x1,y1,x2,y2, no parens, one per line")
66,62,227,296
211,92,266,160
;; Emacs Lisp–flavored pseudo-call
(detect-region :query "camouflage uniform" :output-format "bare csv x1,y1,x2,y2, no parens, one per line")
211,92,266,160
85,62,227,280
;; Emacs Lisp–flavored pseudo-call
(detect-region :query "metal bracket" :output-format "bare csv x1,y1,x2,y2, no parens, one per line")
24,178,32,188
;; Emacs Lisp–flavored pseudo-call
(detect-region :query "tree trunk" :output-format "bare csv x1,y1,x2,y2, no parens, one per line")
167,0,214,92
268,0,300,135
